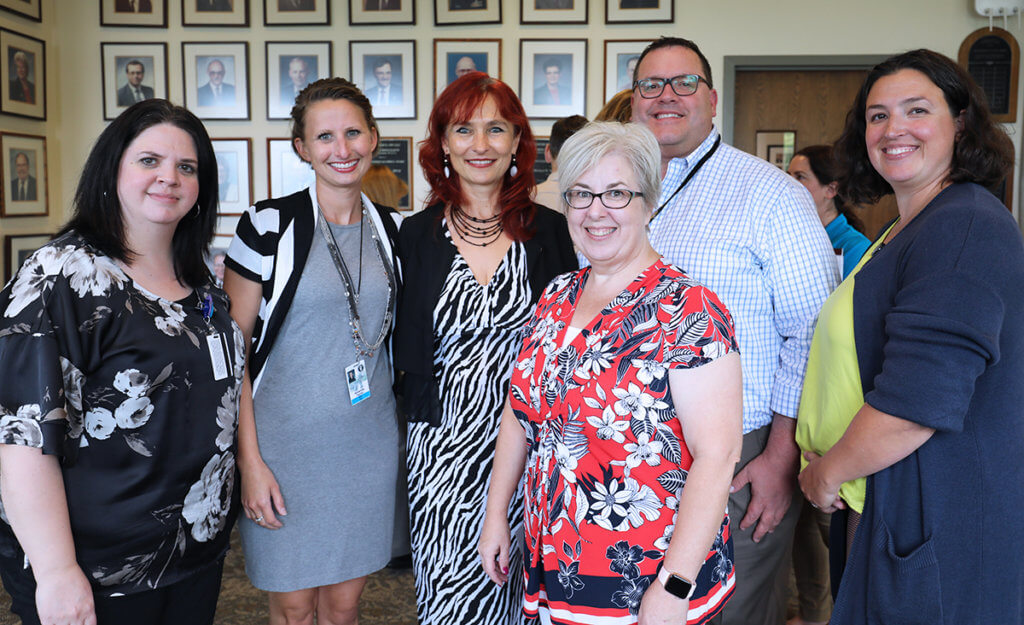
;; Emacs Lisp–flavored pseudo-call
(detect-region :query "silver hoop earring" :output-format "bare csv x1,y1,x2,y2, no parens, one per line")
191,203,201,219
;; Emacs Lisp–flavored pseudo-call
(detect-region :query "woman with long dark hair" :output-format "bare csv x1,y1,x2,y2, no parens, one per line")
394,72,576,625
0,99,242,625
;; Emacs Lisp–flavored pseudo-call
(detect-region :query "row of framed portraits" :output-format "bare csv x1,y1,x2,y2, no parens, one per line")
98,39,652,122
91,0,670,27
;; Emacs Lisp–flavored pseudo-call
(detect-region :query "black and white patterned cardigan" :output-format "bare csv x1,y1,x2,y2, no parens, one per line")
224,186,402,393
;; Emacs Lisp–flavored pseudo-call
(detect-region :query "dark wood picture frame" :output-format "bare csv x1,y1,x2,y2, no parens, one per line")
4,233,51,283
99,0,167,27
0,0,41,22
0,27,45,120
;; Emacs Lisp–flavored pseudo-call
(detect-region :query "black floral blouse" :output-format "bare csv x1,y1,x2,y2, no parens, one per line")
0,232,244,596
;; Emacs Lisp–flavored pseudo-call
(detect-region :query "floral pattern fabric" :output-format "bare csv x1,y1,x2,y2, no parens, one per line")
0,232,244,596
509,260,738,624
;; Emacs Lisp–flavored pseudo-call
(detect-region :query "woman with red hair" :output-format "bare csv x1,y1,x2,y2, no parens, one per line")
394,72,577,624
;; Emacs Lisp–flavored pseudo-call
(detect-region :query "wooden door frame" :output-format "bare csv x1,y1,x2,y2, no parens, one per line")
721,54,890,145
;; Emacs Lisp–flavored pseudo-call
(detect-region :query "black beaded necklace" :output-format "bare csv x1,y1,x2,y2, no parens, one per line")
449,204,503,247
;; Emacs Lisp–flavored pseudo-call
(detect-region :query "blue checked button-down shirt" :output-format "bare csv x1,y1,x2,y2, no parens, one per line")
649,127,839,433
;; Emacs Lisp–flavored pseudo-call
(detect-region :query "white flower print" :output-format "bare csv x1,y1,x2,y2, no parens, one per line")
622,479,662,529
587,406,629,443
654,523,674,551
63,250,126,299
84,408,116,440
215,387,237,452
612,383,668,422
153,299,187,337
5,245,71,318
631,358,667,385
0,405,43,447
553,442,578,484
114,397,154,429
590,477,633,530
113,369,150,399
624,433,664,471
575,337,615,380
182,451,235,542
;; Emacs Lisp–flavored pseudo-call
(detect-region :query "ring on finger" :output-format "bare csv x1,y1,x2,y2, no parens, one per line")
254,515,264,523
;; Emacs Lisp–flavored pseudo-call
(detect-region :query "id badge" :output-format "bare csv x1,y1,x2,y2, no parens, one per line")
207,333,229,381
346,360,371,405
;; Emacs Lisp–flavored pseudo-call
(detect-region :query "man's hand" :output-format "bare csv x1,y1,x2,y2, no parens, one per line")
730,414,798,542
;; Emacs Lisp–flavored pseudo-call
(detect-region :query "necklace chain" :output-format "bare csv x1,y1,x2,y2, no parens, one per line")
317,204,396,357
449,204,503,247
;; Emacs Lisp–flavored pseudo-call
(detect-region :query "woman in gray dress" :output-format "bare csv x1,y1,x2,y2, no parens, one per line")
223,78,402,625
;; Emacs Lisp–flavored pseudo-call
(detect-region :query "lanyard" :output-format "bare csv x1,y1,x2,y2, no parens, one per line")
316,205,396,357
650,135,721,223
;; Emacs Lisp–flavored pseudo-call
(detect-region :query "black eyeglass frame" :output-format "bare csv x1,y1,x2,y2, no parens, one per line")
563,189,644,210
633,74,711,99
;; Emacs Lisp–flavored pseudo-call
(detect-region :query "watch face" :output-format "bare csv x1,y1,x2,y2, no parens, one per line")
665,573,694,599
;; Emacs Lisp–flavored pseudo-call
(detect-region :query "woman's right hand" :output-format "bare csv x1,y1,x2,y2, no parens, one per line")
36,563,96,625
240,458,287,529
477,512,511,586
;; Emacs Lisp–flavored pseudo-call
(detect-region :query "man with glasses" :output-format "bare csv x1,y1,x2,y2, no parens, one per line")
197,59,236,107
630,36,837,625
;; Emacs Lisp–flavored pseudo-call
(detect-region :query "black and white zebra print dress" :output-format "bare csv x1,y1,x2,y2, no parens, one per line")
406,224,531,625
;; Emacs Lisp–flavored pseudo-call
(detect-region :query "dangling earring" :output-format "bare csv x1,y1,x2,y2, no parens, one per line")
509,154,518,177
443,154,451,178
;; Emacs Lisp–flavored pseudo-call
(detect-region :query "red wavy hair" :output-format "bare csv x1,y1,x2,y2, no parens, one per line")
418,72,537,241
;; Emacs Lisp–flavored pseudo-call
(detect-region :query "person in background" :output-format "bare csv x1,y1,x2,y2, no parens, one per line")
630,36,838,625
362,163,409,211
787,145,870,279
481,120,742,625
784,144,871,625
0,98,242,625
533,114,587,212
394,71,576,625
798,48,1024,625
224,78,402,625
595,89,633,123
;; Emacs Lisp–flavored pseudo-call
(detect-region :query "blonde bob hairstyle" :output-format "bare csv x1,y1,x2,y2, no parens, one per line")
556,121,661,215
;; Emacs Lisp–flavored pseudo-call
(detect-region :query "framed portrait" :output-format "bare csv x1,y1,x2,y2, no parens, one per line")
266,41,331,119
371,137,413,211
605,0,672,24
0,28,45,120
350,40,416,120
603,39,651,101
755,130,795,170
1,132,46,218
433,38,500,98
533,136,552,184
349,0,412,25
99,0,166,27
267,138,314,198
434,0,500,26
212,138,252,222
521,0,585,25
4,233,51,283
265,0,329,25
1,0,41,22
100,43,168,121
520,39,586,119
183,0,249,26
183,42,250,120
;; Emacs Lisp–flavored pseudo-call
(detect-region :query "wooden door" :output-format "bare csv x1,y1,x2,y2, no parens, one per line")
732,69,898,239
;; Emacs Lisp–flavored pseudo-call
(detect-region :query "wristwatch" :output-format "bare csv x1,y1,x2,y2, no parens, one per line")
657,567,696,600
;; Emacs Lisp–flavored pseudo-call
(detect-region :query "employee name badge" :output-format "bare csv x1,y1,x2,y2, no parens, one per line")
206,333,229,381
346,360,371,405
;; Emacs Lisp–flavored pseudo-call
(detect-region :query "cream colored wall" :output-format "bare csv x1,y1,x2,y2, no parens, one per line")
1,0,1021,276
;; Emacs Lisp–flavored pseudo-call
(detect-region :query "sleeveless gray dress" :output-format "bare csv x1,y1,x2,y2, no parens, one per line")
240,219,398,592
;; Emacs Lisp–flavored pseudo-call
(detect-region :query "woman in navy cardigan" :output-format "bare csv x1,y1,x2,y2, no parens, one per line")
798,49,1024,625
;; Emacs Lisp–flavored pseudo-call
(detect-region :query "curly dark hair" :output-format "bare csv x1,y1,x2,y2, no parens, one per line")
59,99,218,288
418,71,537,241
834,49,1013,205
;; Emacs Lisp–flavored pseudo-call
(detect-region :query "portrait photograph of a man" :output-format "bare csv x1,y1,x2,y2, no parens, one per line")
114,0,153,12
278,0,314,9
0,131,47,216
116,58,155,106
266,41,329,119
197,57,236,106
183,42,249,119
350,40,414,119
365,56,402,107
279,55,315,106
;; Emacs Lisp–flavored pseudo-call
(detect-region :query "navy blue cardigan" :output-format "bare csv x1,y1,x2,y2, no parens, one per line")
833,183,1024,624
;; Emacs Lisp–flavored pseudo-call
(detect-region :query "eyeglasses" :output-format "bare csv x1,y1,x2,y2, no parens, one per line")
633,74,710,99
563,188,643,210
